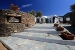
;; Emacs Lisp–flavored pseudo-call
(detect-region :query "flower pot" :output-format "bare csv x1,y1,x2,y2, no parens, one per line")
54,23,59,27
61,32,75,40
57,27,64,31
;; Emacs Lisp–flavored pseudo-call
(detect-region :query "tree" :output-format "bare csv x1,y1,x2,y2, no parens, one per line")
70,4,75,12
36,11,42,17
28,10,35,16
70,4,75,26
64,12,71,18
36,11,43,23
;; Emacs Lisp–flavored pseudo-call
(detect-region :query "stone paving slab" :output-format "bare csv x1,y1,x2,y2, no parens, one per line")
0,24,75,50
11,34,75,46
24,29,56,32
0,36,75,50
25,28,56,30
24,24,60,34
31,25,56,29
25,28,57,34
11,32,62,40
0,37,74,50
24,29,61,34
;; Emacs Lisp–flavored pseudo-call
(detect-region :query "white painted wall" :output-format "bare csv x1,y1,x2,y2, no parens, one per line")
66,18,70,21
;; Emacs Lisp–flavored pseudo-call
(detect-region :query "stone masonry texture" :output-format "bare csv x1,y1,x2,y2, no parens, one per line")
0,9,35,36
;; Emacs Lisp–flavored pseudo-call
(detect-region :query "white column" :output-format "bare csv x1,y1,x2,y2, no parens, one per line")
35,17,36,23
39,17,41,23
43,18,45,23
48,18,50,23
54,18,60,24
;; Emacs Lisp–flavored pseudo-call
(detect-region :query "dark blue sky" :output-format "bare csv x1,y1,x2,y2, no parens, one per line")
0,0,75,16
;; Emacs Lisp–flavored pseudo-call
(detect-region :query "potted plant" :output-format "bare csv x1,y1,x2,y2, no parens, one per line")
61,31,75,40
56,26,64,31
54,21,59,27
54,23,59,27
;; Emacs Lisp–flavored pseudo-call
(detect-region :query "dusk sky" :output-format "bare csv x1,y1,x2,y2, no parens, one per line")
0,0,75,16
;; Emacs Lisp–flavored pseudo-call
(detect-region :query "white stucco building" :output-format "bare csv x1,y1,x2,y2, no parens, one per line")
35,15,69,23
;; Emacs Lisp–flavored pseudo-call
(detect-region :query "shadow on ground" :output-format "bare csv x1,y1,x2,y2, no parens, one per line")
63,26,75,35
59,35,68,40
59,26,75,40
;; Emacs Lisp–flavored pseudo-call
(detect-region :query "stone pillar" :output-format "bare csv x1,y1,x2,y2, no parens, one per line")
39,17,42,23
35,17,36,23
43,18,45,23
48,18,50,23
54,18,60,24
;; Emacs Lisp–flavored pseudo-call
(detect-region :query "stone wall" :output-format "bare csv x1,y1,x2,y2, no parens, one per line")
9,23,25,33
22,13,35,26
0,23,12,36
0,9,35,36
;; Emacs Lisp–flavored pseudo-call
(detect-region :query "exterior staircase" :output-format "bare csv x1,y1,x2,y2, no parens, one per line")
0,24,75,50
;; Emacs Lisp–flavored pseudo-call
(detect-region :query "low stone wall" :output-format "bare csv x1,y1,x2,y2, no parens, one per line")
21,13,35,26
0,23,12,37
9,23,25,33
0,9,35,36
0,22,33,36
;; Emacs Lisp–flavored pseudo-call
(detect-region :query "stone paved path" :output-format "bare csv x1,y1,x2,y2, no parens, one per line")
0,23,75,50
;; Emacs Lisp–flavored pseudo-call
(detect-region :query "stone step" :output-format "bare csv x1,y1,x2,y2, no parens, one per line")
0,36,75,50
25,28,56,31
31,24,54,27
45,43,70,50
11,32,62,40
24,29,60,34
11,34,75,46
30,27,56,29
0,24,74,50
31,27,55,29
32,25,54,27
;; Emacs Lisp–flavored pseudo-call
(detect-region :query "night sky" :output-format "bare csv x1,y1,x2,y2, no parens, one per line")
0,0,75,16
